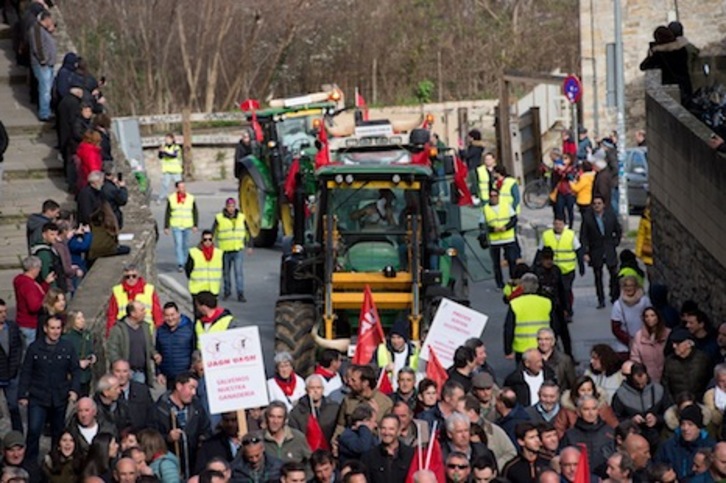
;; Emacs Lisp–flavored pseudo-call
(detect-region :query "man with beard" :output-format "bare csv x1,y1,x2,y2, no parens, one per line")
502,422,550,483
525,381,561,425
230,433,282,482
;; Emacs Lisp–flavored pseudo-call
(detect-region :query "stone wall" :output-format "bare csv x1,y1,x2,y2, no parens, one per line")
645,70,726,321
579,0,726,137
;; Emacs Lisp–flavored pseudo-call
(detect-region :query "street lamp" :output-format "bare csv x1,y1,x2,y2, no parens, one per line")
614,0,629,230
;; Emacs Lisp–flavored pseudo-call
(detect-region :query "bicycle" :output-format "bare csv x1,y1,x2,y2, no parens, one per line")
523,163,553,210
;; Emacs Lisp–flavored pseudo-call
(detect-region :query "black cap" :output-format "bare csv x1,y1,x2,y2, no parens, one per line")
670,327,693,344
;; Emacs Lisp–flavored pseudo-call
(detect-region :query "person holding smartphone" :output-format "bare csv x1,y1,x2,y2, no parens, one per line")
101,168,128,229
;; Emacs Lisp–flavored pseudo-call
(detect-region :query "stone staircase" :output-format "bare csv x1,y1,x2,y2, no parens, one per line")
0,26,75,306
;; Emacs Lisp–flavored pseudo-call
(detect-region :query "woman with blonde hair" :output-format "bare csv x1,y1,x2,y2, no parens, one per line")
61,311,96,396
36,287,66,340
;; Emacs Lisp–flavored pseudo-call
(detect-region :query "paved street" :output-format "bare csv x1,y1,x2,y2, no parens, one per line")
152,179,642,379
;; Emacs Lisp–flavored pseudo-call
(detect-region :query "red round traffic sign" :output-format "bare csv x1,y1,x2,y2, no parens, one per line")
563,75,583,104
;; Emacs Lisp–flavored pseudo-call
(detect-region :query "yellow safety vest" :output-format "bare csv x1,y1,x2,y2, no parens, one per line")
111,283,156,336
194,314,235,350
214,212,247,252
376,343,420,372
510,294,552,353
541,229,577,274
161,144,183,174
483,202,515,244
188,247,223,295
499,177,520,214
168,194,195,229
477,165,492,205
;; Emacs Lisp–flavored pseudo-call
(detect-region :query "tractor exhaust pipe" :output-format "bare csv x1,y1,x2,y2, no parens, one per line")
311,322,350,353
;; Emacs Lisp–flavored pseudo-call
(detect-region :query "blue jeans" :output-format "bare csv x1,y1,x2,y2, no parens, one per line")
20,326,36,348
0,377,23,432
172,228,191,267
555,193,576,228
31,63,53,120
610,187,620,214
160,172,182,201
222,250,245,296
27,402,66,463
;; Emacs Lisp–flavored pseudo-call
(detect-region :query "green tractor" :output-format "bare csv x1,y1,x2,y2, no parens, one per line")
235,89,343,247
274,121,493,374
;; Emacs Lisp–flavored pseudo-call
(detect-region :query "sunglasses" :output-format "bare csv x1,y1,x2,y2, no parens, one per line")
202,238,213,242
241,437,261,446
447,464,469,470
124,274,138,280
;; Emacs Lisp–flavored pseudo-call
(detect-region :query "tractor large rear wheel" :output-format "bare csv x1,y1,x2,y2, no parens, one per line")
274,300,316,375
239,172,278,247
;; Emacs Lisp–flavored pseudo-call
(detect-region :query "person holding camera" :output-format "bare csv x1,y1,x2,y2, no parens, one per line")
101,168,128,229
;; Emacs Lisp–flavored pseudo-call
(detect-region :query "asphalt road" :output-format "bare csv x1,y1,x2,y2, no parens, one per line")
152,180,636,380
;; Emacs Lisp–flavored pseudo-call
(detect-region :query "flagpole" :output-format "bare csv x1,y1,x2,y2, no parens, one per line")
425,421,437,470
355,87,359,108
416,421,423,471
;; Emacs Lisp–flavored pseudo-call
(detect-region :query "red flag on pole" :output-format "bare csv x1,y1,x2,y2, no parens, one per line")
405,428,445,483
239,99,264,143
574,443,591,483
315,124,330,169
453,156,473,206
355,89,369,121
426,346,448,391
352,285,385,365
377,369,394,395
305,411,330,451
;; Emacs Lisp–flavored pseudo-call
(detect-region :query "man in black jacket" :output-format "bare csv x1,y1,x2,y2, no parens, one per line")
0,431,44,483
93,373,131,434
150,372,211,477
112,359,153,430
101,170,128,229
504,349,556,407
361,414,414,483
502,422,550,483
195,412,240,474
76,171,105,225
580,195,622,307
18,316,80,462
288,374,339,449
0,299,24,432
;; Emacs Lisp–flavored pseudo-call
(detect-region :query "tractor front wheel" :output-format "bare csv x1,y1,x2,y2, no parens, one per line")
239,172,277,247
274,300,316,376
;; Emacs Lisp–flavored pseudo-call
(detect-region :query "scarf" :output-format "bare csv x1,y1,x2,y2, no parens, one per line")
201,245,215,262
121,277,146,299
201,307,224,325
274,374,297,397
176,192,187,205
536,402,560,422
314,365,336,381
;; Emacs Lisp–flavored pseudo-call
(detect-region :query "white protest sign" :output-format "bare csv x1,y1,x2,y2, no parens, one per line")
200,326,269,415
419,298,488,369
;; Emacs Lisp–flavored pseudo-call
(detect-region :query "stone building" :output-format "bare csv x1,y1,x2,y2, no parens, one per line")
579,0,726,138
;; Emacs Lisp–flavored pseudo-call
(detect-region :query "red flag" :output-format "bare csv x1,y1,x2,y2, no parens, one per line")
411,143,431,166
305,412,330,451
453,156,473,206
355,90,369,121
377,369,393,395
405,431,445,483
426,346,448,391
239,99,264,143
574,443,591,483
315,125,330,169
283,158,300,202
352,285,385,365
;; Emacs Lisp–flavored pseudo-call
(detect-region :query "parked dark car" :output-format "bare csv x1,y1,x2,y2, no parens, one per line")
625,147,648,213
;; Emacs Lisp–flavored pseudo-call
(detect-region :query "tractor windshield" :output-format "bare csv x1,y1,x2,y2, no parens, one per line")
276,116,317,155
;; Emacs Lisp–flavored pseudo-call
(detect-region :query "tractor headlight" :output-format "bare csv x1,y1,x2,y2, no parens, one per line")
291,244,304,254
345,174,354,184
267,140,277,148
392,174,401,184
446,248,458,257
334,174,344,184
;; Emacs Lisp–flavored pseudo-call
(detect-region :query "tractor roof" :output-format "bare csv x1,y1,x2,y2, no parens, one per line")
248,102,336,121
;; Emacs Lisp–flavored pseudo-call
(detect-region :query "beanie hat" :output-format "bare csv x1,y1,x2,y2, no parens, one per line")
680,404,704,428
389,317,409,342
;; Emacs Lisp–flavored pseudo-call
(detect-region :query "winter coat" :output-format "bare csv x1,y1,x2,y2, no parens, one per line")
584,368,624,405
570,170,595,206
338,425,377,465
336,389,393,435
42,454,79,483
13,274,48,330
57,93,82,157
26,213,53,251
703,387,726,428
100,179,128,229
31,242,66,292
288,396,339,447
149,452,181,483
480,419,518,471
611,380,670,447
640,39,693,100
662,349,712,400
107,318,157,385
593,170,614,208
562,418,614,477
266,374,306,411
53,53,79,103
231,452,282,483
542,349,576,392
124,380,153,431
61,328,95,385
460,140,485,171
629,328,671,383
497,404,532,447
554,390,619,439
194,431,236,475
260,427,312,478
93,392,132,435
655,429,715,480
155,315,195,381
68,232,92,273
18,337,80,408
66,415,118,458
504,364,558,407
0,321,23,382
149,392,211,474
361,442,415,483
76,184,104,226
663,403,713,433
75,142,102,192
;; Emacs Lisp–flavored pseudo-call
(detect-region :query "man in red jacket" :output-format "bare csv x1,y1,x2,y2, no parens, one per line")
106,264,162,336
13,256,54,345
